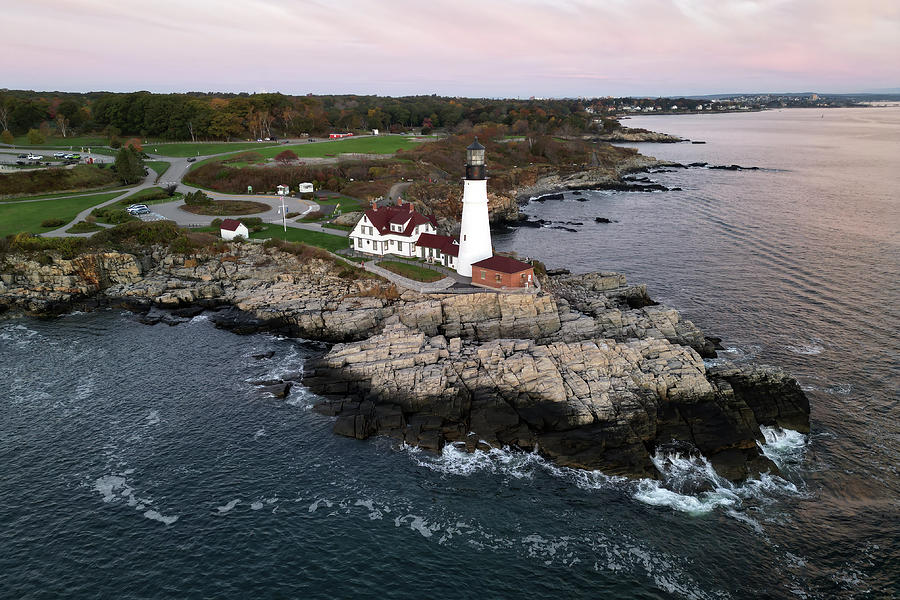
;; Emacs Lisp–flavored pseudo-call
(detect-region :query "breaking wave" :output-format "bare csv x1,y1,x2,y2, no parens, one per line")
404,431,808,520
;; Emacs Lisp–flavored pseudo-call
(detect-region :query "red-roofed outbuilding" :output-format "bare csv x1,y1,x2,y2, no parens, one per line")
471,255,535,289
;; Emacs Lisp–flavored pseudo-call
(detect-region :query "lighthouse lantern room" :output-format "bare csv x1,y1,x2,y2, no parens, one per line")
456,138,494,277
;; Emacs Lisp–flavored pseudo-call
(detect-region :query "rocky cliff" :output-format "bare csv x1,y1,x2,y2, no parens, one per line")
592,128,686,143
0,243,809,480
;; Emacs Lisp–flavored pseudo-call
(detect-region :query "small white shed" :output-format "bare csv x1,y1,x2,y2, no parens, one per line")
276,184,290,196
298,182,314,194
220,218,249,241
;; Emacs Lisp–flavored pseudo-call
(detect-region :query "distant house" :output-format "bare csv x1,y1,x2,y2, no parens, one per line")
276,184,290,196
413,233,459,270
220,219,249,241
349,201,437,258
297,182,314,194
471,255,535,290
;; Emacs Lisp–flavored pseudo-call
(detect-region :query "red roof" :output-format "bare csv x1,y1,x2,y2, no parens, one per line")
415,233,459,256
220,219,244,232
363,205,436,238
471,255,533,274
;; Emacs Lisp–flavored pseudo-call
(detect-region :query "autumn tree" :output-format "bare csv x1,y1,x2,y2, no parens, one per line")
1,130,13,145
124,137,143,151
274,149,298,165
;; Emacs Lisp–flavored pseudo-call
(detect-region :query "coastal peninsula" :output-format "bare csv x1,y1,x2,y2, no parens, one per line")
0,228,809,481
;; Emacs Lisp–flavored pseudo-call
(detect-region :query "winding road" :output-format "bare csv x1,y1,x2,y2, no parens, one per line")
8,147,328,238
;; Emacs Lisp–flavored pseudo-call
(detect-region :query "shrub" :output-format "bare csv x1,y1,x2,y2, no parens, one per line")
41,218,66,228
2,233,87,260
67,221,103,233
240,217,265,232
91,206,137,224
0,164,118,196
183,190,212,206
274,149,298,164
169,232,222,254
301,211,324,221
27,128,45,145
90,220,180,248
262,238,333,261
352,284,401,300
210,218,223,229
285,211,300,218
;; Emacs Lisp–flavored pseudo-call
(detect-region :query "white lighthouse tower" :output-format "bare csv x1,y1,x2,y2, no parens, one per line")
456,138,493,277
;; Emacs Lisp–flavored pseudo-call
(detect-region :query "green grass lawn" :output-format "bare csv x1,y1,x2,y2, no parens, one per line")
148,142,280,158
0,185,134,203
377,260,444,282
145,161,170,178
188,136,427,171
6,135,110,148
0,191,122,237
117,187,183,206
249,224,348,252
322,223,353,232
316,195,367,211
260,136,425,159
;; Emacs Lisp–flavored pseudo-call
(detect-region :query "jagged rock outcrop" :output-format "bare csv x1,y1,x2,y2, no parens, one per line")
592,129,685,143
0,252,143,313
0,242,809,480
304,323,807,480
512,153,669,200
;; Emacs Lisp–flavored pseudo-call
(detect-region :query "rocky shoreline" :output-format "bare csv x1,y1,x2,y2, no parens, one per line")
0,243,809,481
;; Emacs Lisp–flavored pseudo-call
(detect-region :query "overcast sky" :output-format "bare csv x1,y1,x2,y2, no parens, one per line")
3,0,898,97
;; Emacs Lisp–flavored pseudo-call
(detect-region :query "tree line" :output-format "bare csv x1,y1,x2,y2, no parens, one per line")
0,90,597,142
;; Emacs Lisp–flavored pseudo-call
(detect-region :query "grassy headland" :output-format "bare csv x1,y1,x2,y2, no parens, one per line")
0,191,122,237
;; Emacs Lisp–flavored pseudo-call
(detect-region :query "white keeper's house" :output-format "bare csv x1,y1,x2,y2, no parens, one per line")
414,233,459,269
348,201,440,258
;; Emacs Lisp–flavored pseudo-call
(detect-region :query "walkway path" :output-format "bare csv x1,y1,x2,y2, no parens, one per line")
24,134,420,237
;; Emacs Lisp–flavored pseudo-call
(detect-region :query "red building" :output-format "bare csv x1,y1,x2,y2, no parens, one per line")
471,255,535,289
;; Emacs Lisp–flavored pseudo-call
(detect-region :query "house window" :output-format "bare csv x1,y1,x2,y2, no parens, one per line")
463,235,467,241
397,242,403,251
495,274,502,283
390,240,394,246
480,270,486,280
357,238,362,248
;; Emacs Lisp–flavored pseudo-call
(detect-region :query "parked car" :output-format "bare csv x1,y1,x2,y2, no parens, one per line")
17,154,28,158
126,204,150,215
53,152,66,158
186,157,196,162
26,154,43,160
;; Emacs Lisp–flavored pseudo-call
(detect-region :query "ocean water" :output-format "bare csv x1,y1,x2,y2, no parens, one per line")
1,108,898,599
